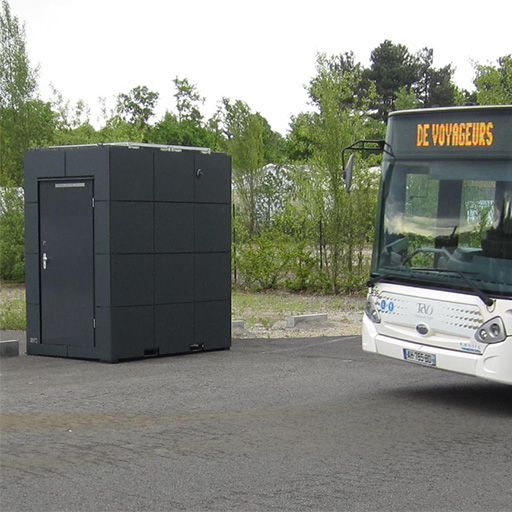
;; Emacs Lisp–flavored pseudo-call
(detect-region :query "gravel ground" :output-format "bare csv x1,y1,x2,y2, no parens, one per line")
233,303,365,339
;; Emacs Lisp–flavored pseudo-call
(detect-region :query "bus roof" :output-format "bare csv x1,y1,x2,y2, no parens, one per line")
389,105,512,118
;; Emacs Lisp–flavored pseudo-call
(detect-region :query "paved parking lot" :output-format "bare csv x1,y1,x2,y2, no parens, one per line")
1,336,512,511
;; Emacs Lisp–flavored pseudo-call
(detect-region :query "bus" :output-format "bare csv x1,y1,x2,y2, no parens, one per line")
350,105,512,384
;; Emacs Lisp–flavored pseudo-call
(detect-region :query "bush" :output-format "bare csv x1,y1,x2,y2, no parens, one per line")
234,231,291,290
233,227,337,293
340,270,370,294
283,245,316,291
0,187,25,282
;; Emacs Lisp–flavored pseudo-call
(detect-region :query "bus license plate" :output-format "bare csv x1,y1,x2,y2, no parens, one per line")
403,349,436,366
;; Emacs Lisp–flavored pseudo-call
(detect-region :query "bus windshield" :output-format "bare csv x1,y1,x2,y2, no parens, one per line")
375,159,512,297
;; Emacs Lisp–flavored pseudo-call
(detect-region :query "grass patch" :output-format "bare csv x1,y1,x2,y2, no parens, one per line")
232,289,365,327
0,298,26,330
0,283,26,330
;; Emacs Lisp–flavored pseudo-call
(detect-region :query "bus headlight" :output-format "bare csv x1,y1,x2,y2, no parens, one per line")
475,317,507,343
365,296,381,324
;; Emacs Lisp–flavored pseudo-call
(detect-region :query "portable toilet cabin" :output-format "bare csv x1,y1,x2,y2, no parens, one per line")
24,143,231,362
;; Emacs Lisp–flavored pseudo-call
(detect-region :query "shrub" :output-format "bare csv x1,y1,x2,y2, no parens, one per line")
0,187,25,282
235,231,291,290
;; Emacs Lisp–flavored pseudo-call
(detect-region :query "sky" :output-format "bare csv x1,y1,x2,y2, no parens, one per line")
9,0,512,135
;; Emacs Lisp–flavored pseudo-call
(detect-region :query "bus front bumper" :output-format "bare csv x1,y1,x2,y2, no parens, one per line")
362,315,512,385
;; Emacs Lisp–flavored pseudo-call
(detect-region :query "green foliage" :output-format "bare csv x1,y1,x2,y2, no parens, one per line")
149,111,183,143
365,40,419,121
1,4,509,297
309,52,370,111
394,86,421,110
150,110,221,149
0,295,26,329
294,53,378,293
235,232,288,290
224,100,266,235
0,0,53,185
149,78,225,149
116,85,159,126
266,51,383,294
49,87,101,145
414,47,458,108
474,55,512,105
173,76,203,124
234,225,331,293
0,0,36,107
364,41,459,122
286,113,316,162
0,186,24,282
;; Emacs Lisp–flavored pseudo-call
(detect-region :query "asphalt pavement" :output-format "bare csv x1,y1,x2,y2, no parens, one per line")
1,336,512,511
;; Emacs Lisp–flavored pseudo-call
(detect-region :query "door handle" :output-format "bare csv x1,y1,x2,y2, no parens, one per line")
42,253,48,270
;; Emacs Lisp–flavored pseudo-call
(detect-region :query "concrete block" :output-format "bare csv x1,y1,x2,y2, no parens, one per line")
0,340,19,357
286,313,328,328
232,320,245,330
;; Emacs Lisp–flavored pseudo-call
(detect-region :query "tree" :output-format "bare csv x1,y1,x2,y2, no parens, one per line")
149,77,224,149
364,41,461,120
0,0,36,112
149,111,183,144
292,53,381,293
365,40,419,122
288,52,382,163
0,0,54,282
116,85,159,125
415,48,457,107
286,112,317,162
221,97,287,236
260,115,287,166
90,85,160,143
309,52,370,112
114,85,159,141
474,55,512,105
308,67,351,292
425,65,458,107
0,0,53,184
173,76,203,124
223,99,265,235
0,185,24,281
50,86,99,145
394,86,421,110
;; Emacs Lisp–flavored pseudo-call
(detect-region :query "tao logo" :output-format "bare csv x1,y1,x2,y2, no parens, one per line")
417,303,433,315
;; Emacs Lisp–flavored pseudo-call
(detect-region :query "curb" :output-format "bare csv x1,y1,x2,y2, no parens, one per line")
286,313,328,328
232,320,245,330
0,340,20,358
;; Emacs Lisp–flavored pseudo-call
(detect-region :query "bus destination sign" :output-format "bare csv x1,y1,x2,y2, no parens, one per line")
387,106,512,160
416,121,494,147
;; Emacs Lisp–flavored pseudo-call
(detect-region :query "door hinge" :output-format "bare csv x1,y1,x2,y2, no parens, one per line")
93,318,96,329
92,198,95,208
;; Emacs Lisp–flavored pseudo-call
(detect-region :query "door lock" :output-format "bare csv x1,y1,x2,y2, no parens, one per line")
42,253,48,270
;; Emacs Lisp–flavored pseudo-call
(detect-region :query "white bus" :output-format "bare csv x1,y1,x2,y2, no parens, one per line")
349,105,512,384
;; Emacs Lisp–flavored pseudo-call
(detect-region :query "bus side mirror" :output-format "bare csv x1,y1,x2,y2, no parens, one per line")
343,153,354,194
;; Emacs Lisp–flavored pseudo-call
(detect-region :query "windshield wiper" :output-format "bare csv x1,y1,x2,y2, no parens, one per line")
368,268,494,307
367,272,411,288
413,269,493,306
